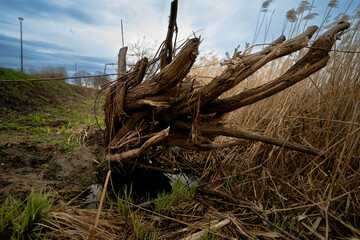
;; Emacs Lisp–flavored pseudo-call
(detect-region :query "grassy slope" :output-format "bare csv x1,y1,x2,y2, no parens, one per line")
0,68,104,239
0,68,102,144
0,68,95,113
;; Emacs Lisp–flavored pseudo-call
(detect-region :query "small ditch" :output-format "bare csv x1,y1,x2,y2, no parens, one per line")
85,166,197,209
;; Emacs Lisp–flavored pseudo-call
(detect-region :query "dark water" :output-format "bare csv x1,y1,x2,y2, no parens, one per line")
86,167,173,208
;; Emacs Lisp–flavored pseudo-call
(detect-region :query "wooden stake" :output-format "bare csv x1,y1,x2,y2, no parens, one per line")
89,170,111,240
117,46,128,79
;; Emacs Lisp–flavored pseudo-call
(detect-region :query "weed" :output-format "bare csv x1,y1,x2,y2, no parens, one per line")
224,168,237,190
203,230,224,240
46,126,51,134
33,80,44,86
1,2,360,238
0,67,31,81
39,95,50,102
154,178,196,213
115,185,159,239
97,119,105,127
57,105,66,116
52,135,78,153
0,190,53,239
29,113,46,123
117,185,133,224
0,123,7,131
0,196,22,239
132,216,159,240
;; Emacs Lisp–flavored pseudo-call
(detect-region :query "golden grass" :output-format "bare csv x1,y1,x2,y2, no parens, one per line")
198,4,360,238
188,52,224,85
176,3,360,238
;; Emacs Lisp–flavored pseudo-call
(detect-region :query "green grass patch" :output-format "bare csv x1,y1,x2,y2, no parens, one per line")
0,68,102,146
0,190,54,240
117,185,134,225
154,178,196,213
114,186,159,239
33,80,44,86
0,68,32,81
132,216,159,240
0,89,104,151
29,113,47,123
203,230,225,240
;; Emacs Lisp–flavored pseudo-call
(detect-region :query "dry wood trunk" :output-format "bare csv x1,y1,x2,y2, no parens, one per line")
103,1,350,168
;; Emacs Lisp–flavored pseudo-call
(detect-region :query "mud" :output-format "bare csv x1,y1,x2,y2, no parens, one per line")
0,141,99,201
0,128,172,203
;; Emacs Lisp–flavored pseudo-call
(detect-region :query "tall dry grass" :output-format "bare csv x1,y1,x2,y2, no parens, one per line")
189,3,360,238
189,51,224,85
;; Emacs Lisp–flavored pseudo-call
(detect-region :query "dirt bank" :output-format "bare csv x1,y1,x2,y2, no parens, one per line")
0,141,100,201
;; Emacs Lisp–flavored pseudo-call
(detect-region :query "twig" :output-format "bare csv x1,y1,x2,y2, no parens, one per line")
181,219,231,240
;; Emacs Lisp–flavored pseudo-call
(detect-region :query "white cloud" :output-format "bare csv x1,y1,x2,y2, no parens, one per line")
0,0,356,72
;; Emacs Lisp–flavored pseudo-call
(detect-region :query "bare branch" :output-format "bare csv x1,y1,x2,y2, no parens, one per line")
164,26,318,121
162,135,247,151
106,127,170,162
206,22,350,114
160,0,178,69
174,121,322,156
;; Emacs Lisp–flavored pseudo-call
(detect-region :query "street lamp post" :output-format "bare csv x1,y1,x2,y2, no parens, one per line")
18,17,24,72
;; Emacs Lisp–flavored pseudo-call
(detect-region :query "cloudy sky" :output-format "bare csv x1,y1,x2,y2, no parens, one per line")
0,0,357,75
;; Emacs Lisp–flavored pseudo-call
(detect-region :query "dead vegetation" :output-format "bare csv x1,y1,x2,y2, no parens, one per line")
102,1,349,171
8,1,360,239
74,1,359,238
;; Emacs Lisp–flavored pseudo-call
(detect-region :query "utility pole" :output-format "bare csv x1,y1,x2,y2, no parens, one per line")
121,19,124,48
18,17,24,72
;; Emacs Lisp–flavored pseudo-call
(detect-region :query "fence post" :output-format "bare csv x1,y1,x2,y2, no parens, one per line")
117,46,128,79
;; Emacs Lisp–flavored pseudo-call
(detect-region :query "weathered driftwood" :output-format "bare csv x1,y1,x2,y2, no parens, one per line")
166,25,319,121
103,0,350,165
106,127,169,162
117,47,127,77
206,22,351,114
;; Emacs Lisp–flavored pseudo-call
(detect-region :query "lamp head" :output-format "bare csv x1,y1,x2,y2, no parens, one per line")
18,17,24,21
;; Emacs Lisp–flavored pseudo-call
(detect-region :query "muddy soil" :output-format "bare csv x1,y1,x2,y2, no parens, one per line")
0,73,104,202
0,141,100,201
